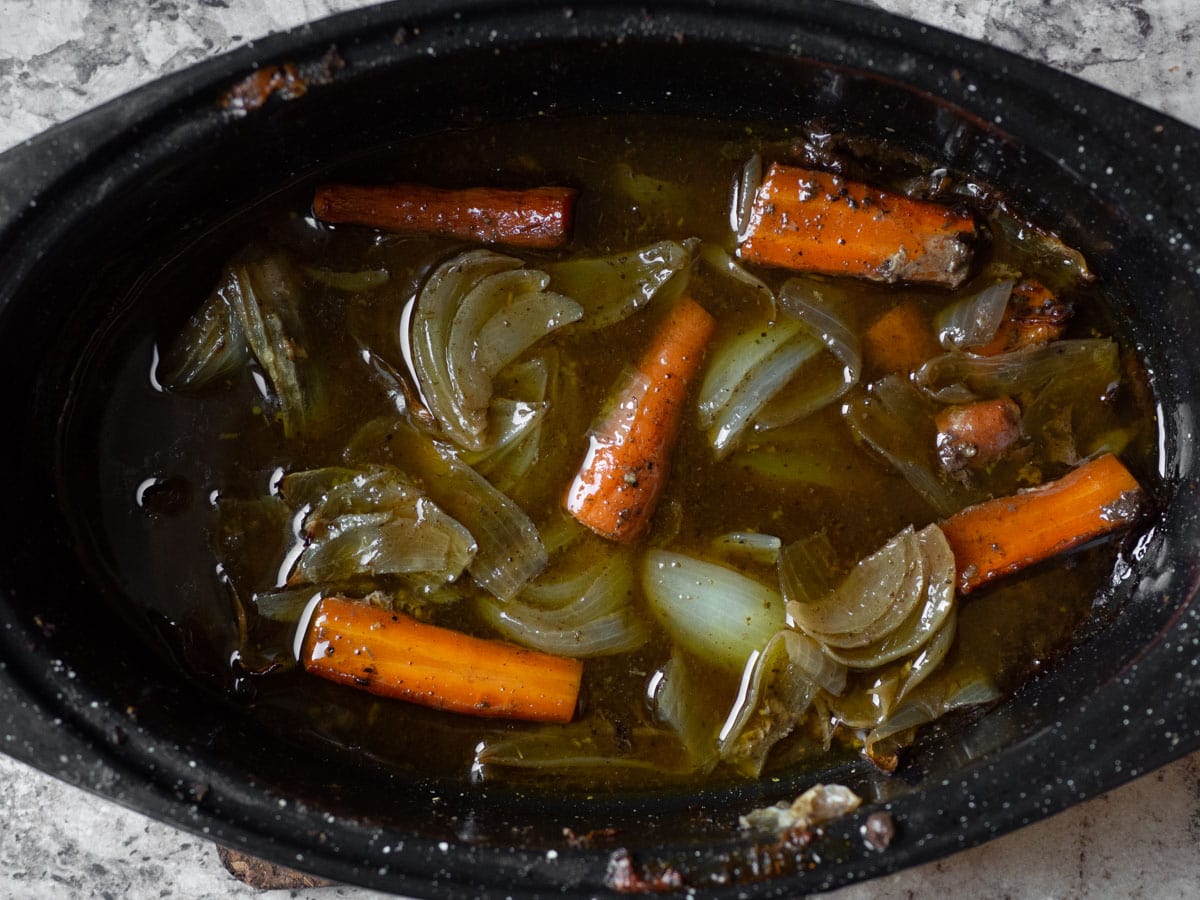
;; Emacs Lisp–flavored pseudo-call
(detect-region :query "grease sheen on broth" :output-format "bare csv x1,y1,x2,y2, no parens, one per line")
75,116,1156,789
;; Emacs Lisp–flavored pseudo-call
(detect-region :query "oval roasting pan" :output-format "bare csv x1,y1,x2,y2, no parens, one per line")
0,1,1199,896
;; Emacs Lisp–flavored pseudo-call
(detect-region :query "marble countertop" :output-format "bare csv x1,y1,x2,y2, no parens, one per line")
1,1,1198,897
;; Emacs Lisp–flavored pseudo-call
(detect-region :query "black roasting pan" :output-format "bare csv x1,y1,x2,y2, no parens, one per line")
0,1,1198,895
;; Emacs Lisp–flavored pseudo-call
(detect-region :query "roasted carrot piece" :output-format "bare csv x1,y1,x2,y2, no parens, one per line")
935,397,1024,473
940,453,1143,594
301,596,583,723
312,183,577,248
565,296,716,543
863,299,941,376
739,164,976,287
974,279,1073,356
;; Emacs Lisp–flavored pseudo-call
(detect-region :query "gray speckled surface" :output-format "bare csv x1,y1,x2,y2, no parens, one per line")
1,1,1199,898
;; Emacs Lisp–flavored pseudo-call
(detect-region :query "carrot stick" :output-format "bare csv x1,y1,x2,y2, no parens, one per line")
312,183,577,248
935,397,1024,473
301,596,583,723
974,279,1073,356
940,453,1143,594
739,164,976,287
863,299,940,376
565,296,716,543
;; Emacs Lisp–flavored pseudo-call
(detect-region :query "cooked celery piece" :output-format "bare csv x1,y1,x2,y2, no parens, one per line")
990,210,1092,292
233,258,321,438
711,532,783,566
611,162,691,210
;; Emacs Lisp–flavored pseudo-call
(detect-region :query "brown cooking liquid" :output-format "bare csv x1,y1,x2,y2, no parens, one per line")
74,116,1157,789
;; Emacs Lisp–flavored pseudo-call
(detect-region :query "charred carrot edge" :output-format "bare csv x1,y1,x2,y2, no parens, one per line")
974,279,1073,356
940,453,1143,594
301,596,583,723
312,183,577,248
738,164,976,287
863,299,940,376
565,296,717,543
935,397,1024,473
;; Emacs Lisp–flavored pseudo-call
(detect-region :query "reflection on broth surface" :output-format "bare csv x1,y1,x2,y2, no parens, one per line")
75,116,1155,790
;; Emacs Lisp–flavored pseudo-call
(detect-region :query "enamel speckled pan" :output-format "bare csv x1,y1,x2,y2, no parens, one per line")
0,2,1198,895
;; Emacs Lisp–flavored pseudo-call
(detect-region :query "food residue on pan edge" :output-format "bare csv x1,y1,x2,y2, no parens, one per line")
220,45,344,113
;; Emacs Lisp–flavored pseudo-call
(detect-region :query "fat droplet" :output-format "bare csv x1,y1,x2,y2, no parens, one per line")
135,476,191,517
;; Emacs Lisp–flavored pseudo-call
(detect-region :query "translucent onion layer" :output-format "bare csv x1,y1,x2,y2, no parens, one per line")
544,240,693,331
642,550,785,674
412,250,581,452
476,553,647,657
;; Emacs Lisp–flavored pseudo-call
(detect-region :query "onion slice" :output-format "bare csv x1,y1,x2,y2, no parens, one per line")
463,354,558,491
865,672,1001,764
718,630,847,776
760,280,863,429
167,258,321,437
412,250,521,448
935,280,1014,351
446,268,550,418
784,526,920,637
843,376,966,517
709,337,822,457
895,610,957,705
474,291,582,384
648,652,722,774
476,552,646,657
915,339,1119,405
642,550,785,674
811,541,928,650
823,527,956,668
347,420,547,601
544,240,693,332
279,466,477,588
731,153,763,241
697,317,804,429
413,250,580,452
160,271,250,390
777,530,841,609
697,281,863,459
718,633,816,776
698,243,774,307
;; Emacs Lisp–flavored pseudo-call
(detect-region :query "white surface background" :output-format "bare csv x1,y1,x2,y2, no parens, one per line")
1,0,1199,897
